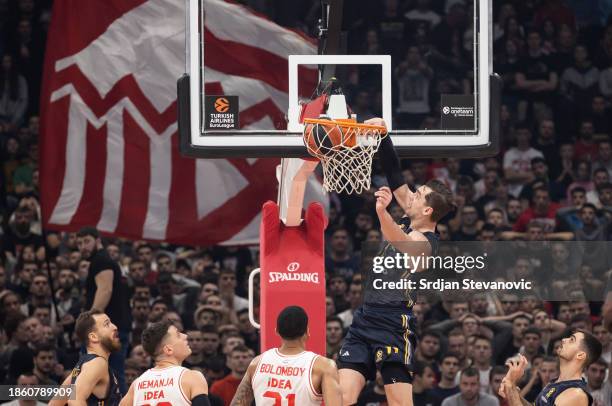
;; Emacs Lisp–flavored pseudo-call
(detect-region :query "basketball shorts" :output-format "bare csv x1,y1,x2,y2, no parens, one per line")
337,304,417,381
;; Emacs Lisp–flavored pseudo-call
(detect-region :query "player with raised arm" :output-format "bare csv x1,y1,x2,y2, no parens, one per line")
49,310,122,406
337,118,455,406
119,320,210,406
499,329,601,406
230,306,342,406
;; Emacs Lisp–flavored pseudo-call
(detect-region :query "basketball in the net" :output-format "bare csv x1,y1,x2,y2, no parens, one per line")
304,117,356,157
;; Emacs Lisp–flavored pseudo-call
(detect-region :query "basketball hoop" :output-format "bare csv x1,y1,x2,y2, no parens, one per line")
303,118,387,194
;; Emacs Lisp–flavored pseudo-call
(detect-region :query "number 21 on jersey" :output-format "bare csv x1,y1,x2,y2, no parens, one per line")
263,391,295,406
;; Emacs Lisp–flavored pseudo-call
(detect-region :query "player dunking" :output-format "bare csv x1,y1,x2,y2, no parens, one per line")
120,320,211,406
230,306,342,405
500,329,601,406
337,118,454,406
50,310,122,406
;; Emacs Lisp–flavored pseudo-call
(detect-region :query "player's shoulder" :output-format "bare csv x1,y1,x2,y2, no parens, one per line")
183,368,206,384
556,386,589,406
407,229,431,242
312,354,337,375
182,368,207,386
73,355,108,382
246,354,263,375
81,355,108,371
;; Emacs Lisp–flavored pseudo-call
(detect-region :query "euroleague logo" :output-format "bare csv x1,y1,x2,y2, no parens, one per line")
214,97,230,113
205,95,238,129
442,106,450,115
268,262,319,284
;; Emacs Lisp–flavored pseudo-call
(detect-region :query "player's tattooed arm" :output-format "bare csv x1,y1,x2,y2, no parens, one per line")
230,356,260,406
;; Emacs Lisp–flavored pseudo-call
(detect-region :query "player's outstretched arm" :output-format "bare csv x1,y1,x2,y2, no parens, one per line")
376,187,431,249
230,356,260,406
499,354,529,406
499,380,531,406
365,118,414,213
119,381,136,406
315,357,342,406
182,369,211,406
67,357,107,406
48,374,71,406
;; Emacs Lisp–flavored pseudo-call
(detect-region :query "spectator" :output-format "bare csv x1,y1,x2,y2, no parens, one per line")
128,344,151,370
559,45,600,120
533,120,558,167
575,203,608,242
210,344,253,405
431,353,461,402
326,317,344,359
339,278,361,326
519,157,565,204
184,329,206,369
592,140,612,179
593,322,611,364
586,168,610,205
513,187,560,233
494,314,530,365
515,31,558,123
32,344,59,384
416,330,442,365
585,358,610,406
519,327,545,364
574,120,598,161
589,96,612,135
356,370,387,406
404,0,441,31
441,367,499,406
451,205,482,241
503,126,543,197
395,45,433,129
1,373,47,406
410,361,438,406
521,356,559,402
201,326,220,358
0,54,28,133
472,335,493,393
325,227,359,279
218,268,248,312
489,365,509,404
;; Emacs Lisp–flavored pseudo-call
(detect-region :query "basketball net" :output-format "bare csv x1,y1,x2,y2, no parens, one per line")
301,94,387,194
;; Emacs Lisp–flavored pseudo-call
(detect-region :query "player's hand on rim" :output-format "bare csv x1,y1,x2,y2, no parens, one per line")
364,117,387,128
375,186,393,212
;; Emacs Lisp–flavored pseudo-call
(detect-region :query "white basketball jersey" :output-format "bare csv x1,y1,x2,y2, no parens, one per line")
133,365,190,406
252,349,323,406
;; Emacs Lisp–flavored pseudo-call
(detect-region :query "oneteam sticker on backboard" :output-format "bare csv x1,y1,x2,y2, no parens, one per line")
205,95,239,130
440,95,475,131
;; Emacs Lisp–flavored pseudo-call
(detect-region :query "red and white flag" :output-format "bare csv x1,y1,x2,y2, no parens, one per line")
41,0,323,246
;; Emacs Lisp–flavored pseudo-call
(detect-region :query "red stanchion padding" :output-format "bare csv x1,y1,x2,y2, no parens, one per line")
260,200,327,355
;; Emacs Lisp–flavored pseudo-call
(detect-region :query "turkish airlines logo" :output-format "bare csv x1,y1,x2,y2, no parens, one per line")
269,262,319,284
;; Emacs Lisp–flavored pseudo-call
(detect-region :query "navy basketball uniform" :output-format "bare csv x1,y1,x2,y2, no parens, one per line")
338,218,439,380
70,353,122,406
535,379,592,406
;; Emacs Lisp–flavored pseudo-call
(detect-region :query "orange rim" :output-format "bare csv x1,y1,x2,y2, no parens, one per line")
303,118,388,134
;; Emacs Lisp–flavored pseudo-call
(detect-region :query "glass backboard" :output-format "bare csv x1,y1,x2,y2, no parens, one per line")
178,0,500,158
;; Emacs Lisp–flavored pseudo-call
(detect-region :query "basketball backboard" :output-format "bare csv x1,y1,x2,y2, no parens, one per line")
178,0,500,158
